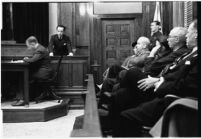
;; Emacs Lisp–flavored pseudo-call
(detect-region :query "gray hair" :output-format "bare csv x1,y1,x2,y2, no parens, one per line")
171,27,187,44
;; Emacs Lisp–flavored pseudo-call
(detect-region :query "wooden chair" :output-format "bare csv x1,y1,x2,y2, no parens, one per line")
141,94,181,137
161,97,198,137
35,55,63,103
149,96,198,137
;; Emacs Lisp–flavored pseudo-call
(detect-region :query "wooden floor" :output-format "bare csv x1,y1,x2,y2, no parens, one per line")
2,109,84,138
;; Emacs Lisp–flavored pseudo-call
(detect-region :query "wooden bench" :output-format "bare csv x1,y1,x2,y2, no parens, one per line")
71,74,102,137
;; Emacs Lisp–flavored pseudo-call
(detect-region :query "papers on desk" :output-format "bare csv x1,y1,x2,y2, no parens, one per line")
11,60,24,63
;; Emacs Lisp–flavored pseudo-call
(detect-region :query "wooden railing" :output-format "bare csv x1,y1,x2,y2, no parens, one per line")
71,74,102,137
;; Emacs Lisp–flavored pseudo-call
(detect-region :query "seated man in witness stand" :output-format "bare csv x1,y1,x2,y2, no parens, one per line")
107,26,189,136
12,36,54,106
98,36,150,108
115,20,198,137
48,25,73,56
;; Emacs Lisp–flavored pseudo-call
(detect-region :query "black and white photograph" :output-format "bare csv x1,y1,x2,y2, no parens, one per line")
1,0,199,138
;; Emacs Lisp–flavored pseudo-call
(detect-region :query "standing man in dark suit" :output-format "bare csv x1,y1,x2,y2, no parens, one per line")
49,25,73,56
114,20,198,137
149,21,163,50
12,36,54,106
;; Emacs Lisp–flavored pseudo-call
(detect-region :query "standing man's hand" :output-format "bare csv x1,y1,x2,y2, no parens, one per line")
49,52,54,56
23,57,29,61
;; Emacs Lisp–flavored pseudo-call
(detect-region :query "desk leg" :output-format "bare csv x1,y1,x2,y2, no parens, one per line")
24,69,29,107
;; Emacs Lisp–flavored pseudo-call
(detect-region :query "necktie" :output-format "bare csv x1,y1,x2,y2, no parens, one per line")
159,51,191,76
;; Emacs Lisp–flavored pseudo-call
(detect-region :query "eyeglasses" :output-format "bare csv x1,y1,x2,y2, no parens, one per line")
168,35,178,38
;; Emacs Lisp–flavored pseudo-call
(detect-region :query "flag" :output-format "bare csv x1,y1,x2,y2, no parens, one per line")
154,1,162,33
154,1,161,22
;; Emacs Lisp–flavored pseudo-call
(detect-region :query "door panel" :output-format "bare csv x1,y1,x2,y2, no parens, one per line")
102,20,134,70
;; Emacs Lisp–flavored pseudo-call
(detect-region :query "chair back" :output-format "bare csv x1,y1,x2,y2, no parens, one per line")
54,55,63,82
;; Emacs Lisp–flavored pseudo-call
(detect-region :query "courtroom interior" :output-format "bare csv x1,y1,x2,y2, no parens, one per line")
1,1,199,138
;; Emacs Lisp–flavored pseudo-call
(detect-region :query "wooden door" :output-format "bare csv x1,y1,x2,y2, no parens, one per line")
102,20,134,70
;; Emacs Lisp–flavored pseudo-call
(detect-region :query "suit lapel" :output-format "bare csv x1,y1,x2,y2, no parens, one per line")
160,49,197,76
169,50,197,70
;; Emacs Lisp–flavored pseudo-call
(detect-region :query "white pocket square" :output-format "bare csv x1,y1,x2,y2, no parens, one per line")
185,60,191,65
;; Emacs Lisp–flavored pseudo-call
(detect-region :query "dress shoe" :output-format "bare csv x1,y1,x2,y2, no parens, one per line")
35,92,47,103
11,99,20,106
12,99,25,106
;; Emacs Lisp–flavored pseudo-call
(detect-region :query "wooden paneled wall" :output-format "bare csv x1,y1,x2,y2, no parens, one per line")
161,2,173,36
141,2,156,37
57,3,91,48
58,3,73,46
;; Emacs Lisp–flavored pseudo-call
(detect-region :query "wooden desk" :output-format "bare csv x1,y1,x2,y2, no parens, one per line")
1,60,30,107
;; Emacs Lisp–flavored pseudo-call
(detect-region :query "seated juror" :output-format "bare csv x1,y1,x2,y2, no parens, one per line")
12,36,54,106
48,25,73,56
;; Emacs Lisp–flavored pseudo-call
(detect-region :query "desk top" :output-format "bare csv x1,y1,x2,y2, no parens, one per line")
2,55,89,61
1,60,29,66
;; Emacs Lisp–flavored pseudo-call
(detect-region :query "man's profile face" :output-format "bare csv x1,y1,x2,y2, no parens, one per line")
57,26,64,37
150,22,159,33
186,23,197,49
134,38,146,54
26,42,35,50
167,29,179,49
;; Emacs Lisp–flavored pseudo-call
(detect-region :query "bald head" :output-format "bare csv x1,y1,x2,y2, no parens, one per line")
137,36,150,47
133,36,150,54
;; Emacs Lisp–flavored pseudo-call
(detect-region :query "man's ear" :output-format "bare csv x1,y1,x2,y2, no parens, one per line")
142,45,147,50
175,36,179,42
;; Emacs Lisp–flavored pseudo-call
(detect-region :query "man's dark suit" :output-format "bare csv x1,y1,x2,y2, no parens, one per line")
143,47,189,77
119,46,189,92
24,44,53,81
149,31,163,50
48,34,72,56
113,48,198,137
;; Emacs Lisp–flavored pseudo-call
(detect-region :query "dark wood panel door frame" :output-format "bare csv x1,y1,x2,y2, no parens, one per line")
92,15,139,83
101,19,135,71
